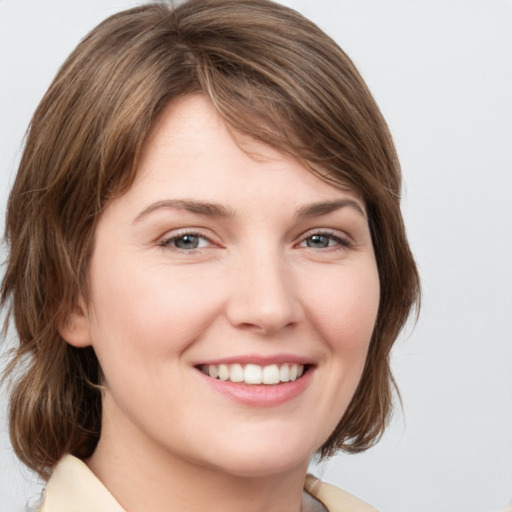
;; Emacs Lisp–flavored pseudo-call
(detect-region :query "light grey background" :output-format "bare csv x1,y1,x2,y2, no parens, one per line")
1,1,511,511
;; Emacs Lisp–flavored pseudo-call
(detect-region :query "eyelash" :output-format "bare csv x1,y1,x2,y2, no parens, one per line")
158,229,352,252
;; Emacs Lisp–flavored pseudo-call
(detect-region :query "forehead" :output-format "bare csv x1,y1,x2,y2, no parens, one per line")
132,94,364,207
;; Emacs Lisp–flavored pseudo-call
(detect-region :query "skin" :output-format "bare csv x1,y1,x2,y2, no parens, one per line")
61,94,380,512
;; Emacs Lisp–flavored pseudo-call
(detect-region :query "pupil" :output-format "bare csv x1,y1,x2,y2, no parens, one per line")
176,235,198,249
308,235,328,248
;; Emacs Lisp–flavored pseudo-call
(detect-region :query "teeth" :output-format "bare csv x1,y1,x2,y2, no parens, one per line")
244,364,262,384
200,363,306,385
230,363,244,383
279,364,290,382
219,364,229,381
208,365,219,379
262,364,280,384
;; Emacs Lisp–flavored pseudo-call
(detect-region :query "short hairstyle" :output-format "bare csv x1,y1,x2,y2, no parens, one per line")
1,0,420,478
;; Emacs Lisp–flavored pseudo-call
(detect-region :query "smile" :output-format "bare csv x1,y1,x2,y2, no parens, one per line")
198,363,306,385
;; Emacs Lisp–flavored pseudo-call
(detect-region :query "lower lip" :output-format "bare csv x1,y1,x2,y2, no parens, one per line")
197,368,314,407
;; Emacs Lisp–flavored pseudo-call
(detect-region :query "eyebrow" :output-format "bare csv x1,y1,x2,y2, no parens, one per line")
295,199,366,219
133,197,366,224
133,199,235,223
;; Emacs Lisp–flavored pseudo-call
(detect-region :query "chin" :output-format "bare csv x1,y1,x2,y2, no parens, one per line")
198,433,318,478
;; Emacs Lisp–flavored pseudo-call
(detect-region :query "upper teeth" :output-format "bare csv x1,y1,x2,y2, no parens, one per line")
200,363,305,385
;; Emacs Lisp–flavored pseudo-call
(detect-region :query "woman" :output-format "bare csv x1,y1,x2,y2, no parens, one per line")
1,1,420,511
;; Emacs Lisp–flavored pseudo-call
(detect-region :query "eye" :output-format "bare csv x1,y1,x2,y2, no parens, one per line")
299,232,350,250
161,232,211,250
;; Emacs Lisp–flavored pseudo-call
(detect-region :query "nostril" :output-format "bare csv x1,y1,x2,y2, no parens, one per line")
234,320,298,337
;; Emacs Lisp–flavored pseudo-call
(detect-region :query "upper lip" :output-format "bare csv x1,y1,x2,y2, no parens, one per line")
194,354,315,366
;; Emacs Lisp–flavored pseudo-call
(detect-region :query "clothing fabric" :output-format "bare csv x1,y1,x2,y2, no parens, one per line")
36,454,377,512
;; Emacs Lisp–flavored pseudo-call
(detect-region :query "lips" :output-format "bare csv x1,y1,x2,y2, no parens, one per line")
194,357,314,406
199,363,305,385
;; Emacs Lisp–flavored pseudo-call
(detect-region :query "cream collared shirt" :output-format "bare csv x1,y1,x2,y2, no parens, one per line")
36,455,378,512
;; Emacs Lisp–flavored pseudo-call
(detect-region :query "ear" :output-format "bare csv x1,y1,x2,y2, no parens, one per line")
59,302,92,348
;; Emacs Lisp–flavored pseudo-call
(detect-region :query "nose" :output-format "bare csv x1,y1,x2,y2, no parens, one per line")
225,248,302,336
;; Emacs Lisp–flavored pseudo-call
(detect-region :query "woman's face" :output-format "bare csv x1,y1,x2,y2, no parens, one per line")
67,95,380,477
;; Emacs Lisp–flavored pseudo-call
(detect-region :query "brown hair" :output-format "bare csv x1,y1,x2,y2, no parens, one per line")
1,0,420,478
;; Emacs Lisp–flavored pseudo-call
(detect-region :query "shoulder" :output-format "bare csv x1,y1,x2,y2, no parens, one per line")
305,474,379,512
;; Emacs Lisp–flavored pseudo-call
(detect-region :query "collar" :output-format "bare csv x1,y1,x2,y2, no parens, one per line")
39,455,377,512
304,475,378,512
38,455,125,512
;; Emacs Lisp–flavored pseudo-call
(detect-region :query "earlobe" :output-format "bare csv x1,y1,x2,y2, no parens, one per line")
59,304,92,348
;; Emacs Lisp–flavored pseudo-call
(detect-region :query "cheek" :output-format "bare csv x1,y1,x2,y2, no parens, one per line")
303,263,380,355
87,259,223,365
297,263,380,447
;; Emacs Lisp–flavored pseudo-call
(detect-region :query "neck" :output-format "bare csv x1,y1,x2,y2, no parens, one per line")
87,405,312,512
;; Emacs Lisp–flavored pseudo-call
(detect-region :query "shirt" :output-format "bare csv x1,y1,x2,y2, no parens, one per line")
36,454,378,512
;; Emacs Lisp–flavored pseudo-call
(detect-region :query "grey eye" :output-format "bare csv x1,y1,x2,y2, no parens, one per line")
305,235,331,248
173,234,202,249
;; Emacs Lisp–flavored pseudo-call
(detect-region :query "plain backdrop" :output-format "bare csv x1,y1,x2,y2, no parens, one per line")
1,1,511,511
